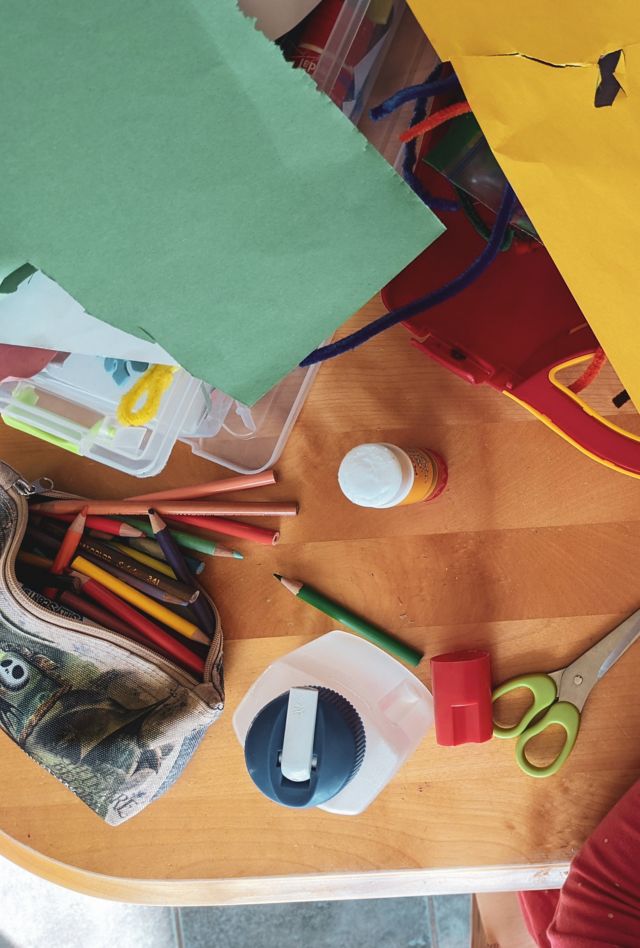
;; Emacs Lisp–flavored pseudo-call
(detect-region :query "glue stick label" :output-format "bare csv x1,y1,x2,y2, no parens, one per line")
399,449,447,505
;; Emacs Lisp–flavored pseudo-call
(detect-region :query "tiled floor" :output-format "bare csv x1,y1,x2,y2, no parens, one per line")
0,856,471,948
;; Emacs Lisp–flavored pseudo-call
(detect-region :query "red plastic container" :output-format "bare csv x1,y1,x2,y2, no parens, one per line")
430,649,493,746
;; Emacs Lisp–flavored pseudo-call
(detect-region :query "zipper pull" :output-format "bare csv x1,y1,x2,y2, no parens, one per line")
12,476,54,497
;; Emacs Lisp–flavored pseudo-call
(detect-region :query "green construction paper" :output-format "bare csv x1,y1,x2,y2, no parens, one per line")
0,0,444,404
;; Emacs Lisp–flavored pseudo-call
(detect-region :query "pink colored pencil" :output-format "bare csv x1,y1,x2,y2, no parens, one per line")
31,500,298,517
125,470,276,502
36,511,143,537
165,514,279,546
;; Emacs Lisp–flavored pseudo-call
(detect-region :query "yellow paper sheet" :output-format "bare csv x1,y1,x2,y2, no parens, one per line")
406,1,640,411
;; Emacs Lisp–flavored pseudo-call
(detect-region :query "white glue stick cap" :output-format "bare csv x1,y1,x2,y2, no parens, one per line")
338,443,413,508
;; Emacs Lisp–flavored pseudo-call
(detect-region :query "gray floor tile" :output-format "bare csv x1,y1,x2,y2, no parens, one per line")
0,855,177,948
178,897,432,948
431,894,471,948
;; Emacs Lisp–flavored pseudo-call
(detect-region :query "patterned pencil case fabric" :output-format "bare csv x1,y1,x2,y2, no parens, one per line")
0,461,224,825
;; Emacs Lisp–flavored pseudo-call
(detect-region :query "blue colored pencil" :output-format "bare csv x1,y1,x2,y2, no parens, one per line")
148,509,215,637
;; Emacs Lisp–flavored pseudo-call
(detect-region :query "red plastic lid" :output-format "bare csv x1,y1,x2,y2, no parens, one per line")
430,649,493,746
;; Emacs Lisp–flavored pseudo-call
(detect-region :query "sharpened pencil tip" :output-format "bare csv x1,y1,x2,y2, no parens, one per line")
273,573,282,581
148,508,165,533
233,551,244,559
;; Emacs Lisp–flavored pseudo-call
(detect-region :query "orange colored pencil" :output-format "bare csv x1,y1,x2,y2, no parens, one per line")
43,507,88,598
31,500,298,517
125,470,277,502
165,514,279,546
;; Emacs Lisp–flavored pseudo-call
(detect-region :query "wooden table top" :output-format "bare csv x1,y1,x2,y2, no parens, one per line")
1,300,639,904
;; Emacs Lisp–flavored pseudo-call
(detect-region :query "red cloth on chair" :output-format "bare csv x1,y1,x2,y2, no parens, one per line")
519,780,640,946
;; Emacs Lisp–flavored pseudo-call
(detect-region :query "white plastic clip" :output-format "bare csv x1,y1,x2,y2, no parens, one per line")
280,687,318,782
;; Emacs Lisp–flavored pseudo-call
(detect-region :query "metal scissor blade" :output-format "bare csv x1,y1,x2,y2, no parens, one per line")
559,608,640,711
597,609,640,680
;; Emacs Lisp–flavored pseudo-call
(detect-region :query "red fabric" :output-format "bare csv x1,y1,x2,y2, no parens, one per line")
520,779,640,946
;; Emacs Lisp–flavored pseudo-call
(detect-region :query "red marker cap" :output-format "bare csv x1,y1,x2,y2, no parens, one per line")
430,649,493,746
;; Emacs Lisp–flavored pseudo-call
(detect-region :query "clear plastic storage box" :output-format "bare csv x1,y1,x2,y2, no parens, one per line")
0,351,321,478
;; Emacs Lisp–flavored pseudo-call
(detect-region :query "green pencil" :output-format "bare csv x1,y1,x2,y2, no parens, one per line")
273,574,423,667
121,517,243,559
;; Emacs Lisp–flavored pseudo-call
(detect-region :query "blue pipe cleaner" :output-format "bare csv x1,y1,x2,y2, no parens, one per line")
399,65,459,215
369,73,461,121
300,183,516,367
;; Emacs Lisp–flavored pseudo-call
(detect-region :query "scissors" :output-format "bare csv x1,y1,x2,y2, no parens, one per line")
492,609,640,778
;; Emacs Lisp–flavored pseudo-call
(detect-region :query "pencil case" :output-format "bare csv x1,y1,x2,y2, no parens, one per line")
0,460,224,825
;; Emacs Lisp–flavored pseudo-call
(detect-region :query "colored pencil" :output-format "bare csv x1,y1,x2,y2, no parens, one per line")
43,506,88,598
59,590,146,641
273,574,423,667
149,510,215,636
122,518,227,557
76,536,199,603
125,470,276,501
71,556,208,644
69,575,205,677
166,514,279,546
127,536,210,572
17,567,79,593
17,551,54,570
31,499,298,517
24,526,60,553
111,541,178,578
79,551,190,606
34,511,143,536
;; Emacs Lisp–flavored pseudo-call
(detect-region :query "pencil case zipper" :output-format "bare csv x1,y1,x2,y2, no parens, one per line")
7,473,221,696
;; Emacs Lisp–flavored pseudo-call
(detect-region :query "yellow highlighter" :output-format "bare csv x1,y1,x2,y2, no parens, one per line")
71,555,208,644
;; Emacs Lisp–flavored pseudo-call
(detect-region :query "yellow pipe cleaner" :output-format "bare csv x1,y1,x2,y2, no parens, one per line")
116,364,178,427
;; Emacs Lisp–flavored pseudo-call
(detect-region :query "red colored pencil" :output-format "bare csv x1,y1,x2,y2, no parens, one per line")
36,512,143,537
71,574,205,677
43,507,88,598
165,514,279,546
59,590,146,641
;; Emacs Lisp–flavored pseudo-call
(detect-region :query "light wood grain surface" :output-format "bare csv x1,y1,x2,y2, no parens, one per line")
0,298,639,903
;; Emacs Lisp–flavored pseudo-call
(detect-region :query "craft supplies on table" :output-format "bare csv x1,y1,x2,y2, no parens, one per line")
492,609,640,778
382,158,640,478
338,442,447,508
234,630,433,813
404,0,640,420
0,0,442,406
15,467,298,683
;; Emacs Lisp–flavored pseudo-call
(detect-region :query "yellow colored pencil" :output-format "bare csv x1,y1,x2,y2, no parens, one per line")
112,542,177,579
71,555,208,644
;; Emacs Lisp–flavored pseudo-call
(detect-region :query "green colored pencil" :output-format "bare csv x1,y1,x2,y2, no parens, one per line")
273,574,423,667
121,517,243,559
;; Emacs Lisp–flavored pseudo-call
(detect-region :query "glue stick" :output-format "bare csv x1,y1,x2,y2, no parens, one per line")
338,443,447,509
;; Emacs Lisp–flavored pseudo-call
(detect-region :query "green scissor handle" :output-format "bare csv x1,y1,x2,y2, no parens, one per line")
515,701,581,778
492,673,558,739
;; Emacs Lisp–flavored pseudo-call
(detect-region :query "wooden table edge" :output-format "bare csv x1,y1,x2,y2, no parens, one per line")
0,830,569,904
